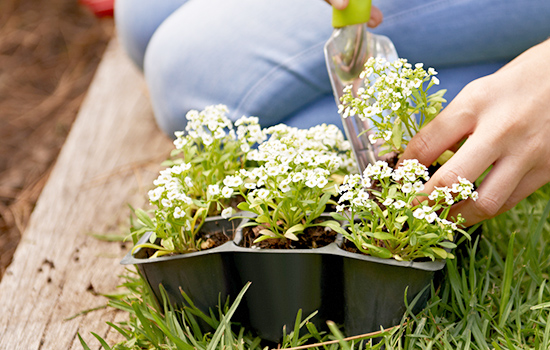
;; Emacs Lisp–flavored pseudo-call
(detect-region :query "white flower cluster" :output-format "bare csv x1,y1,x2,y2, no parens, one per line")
336,159,477,230
249,123,355,174
235,116,266,152
175,104,235,148
429,176,479,205
148,162,195,228
338,57,440,147
219,124,355,205
173,105,265,153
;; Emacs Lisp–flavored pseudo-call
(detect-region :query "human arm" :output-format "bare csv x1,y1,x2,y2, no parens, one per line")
401,38,550,226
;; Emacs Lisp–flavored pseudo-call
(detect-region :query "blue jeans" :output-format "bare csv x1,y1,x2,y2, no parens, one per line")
115,0,550,137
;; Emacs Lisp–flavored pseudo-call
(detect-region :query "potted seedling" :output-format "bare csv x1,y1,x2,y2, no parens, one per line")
330,56,477,335
121,105,264,316
219,123,356,341
338,56,450,166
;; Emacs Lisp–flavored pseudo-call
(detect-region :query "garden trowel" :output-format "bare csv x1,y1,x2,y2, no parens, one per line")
324,0,398,173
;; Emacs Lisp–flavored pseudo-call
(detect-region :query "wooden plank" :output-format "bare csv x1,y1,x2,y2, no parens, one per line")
0,38,173,349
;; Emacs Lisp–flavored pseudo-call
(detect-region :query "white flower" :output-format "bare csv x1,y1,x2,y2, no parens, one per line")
208,184,220,196
413,181,424,192
336,204,345,212
382,198,393,206
425,212,437,223
173,137,187,150
471,191,479,201
148,187,163,202
240,143,251,152
173,207,184,219
257,189,270,199
221,186,234,198
317,177,328,188
431,76,440,85
221,207,233,219
223,175,243,188
178,194,193,205
184,177,193,187
161,198,173,208
402,183,413,194
368,134,377,145
413,208,425,219
202,134,214,146
244,182,257,190
392,200,406,209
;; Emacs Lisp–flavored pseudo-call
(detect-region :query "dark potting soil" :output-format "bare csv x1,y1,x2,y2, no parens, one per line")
197,228,231,250
240,223,337,249
136,227,232,259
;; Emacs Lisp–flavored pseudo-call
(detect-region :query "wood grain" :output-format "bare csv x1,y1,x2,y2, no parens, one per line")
0,38,173,349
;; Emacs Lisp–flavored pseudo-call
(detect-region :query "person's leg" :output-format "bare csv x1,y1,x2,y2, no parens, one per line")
114,0,188,70
144,0,335,136
143,0,550,137
281,0,550,129
370,0,550,101
373,0,550,68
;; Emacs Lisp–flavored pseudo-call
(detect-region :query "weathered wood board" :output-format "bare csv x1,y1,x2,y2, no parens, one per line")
0,38,173,349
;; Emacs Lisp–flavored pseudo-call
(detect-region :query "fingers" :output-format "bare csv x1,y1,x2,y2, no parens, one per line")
324,0,348,10
367,6,383,28
423,132,498,193
446,156,528,225
401,97,476,167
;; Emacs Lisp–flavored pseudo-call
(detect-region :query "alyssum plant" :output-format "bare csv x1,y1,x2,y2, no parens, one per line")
131,105,265,256
338,57,449,162
335,159,478,261
225,123,357,243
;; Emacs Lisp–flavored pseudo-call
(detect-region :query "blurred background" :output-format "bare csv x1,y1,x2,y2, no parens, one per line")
0,0,114,279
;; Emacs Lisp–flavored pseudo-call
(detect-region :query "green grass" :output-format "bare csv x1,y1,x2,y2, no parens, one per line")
81,184,550,349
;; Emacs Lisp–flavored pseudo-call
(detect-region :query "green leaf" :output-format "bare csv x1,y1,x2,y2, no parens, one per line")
284,232,299,241
207,283,252,350
327,321,351,350
417,233,439,241
438,241,457,249
77,334,92,350
372,231,397,241
395,215,408,224
431,247,448,259
134,208,155,228
499,232,515,327
434,149,455,165
286,223,305,235
316,220,348,235
362,243,392,259
410,233,417,246
236,202,250,211
330,212,347,221
392,121,403,150
258,229,278,237
256,214,271,224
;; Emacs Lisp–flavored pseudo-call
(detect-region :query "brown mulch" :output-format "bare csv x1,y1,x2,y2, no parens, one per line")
0,0,114,280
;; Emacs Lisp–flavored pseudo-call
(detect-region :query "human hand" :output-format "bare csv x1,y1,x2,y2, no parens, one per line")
401,39,550,226
324,0,383,28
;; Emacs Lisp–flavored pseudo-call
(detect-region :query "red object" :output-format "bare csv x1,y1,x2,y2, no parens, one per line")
80,0,114,18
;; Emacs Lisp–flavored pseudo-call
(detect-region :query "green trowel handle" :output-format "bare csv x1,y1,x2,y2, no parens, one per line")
332,0,372,28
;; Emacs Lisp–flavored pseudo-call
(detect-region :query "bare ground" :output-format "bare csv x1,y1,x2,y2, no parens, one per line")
0,0,113,279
